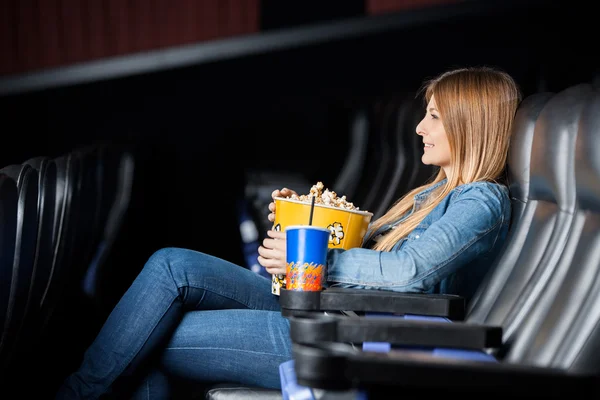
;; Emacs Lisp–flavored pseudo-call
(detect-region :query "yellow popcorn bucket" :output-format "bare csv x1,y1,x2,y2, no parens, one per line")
271,197,373,295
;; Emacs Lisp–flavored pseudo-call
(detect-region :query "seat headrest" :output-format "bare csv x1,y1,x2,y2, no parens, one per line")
575,90,600,211
0,164,33,188
529,83,593,212
24,156,48,172
508,92,553,202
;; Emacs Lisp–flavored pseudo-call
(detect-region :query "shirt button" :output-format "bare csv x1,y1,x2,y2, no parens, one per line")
415,235,420,239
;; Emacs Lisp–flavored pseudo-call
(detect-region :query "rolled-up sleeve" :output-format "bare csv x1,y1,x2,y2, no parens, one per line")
325,186,507,293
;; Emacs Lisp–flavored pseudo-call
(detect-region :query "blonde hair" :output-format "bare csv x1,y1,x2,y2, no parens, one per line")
367,66,521,251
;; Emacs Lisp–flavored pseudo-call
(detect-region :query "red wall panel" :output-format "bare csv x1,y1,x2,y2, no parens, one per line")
0,0,260,77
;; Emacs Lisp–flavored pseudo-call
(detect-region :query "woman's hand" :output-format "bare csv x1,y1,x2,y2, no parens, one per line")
268,187,297,223
257,229,287,275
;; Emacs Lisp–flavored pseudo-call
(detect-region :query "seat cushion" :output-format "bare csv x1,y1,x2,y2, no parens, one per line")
204,384,282,400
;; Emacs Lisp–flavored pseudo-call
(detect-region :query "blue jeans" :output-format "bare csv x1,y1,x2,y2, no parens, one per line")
56,247,290,399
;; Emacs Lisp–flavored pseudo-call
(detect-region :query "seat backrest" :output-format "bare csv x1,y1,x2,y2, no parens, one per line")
371,97,406,220
331,108,369,203
362,96,401,216
90,145,119,258
0,173,18,343
350,100,386,211
38,153,80,334
467,84,592,338
83,147,135,305
360,98,395,214
0,163,39,369
69,146,101,284
466,92,553,318
505,89,600,373
507,93,556,221
490,84,593,343
11,157,58,351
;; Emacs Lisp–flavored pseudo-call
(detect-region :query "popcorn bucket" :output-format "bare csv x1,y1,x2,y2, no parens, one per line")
271,197,372,295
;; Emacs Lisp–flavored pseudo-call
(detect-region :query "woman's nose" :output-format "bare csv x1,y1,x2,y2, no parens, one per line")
416,121,425,136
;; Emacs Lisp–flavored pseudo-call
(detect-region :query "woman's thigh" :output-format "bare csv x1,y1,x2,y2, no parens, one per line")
159,309,291,389
149,247,280,312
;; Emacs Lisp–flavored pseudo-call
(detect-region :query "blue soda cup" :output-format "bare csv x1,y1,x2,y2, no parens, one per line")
285,225,330,291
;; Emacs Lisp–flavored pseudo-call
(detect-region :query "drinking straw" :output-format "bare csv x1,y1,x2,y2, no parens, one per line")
308,196,316,225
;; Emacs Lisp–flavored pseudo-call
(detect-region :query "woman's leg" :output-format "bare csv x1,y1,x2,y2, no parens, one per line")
56,247,281,399
131,309,291,399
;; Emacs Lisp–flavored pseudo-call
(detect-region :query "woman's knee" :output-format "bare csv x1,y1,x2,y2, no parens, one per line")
147,247,179,266
145,247,202,275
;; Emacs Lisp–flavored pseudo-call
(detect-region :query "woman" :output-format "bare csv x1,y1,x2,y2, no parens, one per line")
56,66,521,399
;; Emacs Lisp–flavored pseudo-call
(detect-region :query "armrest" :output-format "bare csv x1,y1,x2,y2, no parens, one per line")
288,313,502,350
279,287,465,320
292,342,598,397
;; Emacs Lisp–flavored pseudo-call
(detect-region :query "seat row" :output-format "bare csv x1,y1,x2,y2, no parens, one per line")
0,143,135,396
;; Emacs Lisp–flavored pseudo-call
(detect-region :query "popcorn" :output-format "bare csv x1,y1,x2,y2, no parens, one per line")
286,182,361,211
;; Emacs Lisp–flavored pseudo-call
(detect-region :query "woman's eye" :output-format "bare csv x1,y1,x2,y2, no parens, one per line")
430,113,438,119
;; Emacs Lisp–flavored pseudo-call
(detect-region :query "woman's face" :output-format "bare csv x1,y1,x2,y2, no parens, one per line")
416,95,452,175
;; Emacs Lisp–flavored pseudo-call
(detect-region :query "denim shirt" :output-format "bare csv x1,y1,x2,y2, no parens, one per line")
325,179,511,302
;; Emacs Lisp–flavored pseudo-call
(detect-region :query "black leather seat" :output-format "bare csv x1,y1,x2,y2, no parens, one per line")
27,147,133,397
349,99,387,213
465,91,555,323
43,147,103,356
502,88,600,363
289,85,600,398
82,145,135,312
465,91,554,319
0,163,39,374
33,153,84,395
331,107,370,203
468,84,590,349
6,157,58,364
56,147,108,384
360,97,396,216
88,144,130,263
69,146,101,286
0,171,18,384
38,152,81,336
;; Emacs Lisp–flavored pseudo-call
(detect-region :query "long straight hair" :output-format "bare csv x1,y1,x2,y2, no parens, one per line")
367,67,521,251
